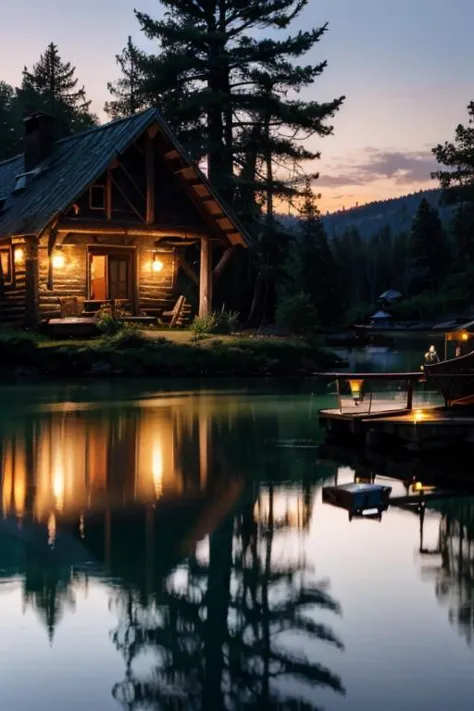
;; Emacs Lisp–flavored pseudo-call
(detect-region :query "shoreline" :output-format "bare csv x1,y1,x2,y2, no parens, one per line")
0,331,344,380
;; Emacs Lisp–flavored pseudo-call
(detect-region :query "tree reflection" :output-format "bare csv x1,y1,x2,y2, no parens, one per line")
111,484,345,711
417,500,474,648
426,501,474,648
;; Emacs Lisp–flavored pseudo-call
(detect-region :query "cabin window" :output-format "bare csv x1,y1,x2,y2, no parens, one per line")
89,185,106,211
0,247,12,283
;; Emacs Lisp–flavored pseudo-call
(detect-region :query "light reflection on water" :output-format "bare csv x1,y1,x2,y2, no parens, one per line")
0,379,473,711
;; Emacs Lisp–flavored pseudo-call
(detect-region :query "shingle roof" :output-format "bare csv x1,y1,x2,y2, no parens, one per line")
0,108,250,247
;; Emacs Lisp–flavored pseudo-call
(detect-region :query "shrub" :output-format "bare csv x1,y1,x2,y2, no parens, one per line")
276,292,319,335
0,330,39,364
189,307,240,339
104,324,149,349
96,305,123,336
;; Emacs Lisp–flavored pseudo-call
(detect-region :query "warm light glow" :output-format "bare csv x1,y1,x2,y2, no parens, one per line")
348,379,364,404
152,442,163,498
53,461,65,512
413,481,436,493
152,254,164,273
462,332,470,342
14,247,24,264
52,251,66,269
413,409,424,423
48,512,56,547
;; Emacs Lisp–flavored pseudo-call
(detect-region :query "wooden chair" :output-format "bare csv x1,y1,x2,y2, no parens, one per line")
161,295,187,327
59,296,79,317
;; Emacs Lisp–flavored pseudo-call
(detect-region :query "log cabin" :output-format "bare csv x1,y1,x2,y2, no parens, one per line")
0,109,250,327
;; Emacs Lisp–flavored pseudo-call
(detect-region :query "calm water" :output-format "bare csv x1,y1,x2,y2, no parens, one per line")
1,352,473,711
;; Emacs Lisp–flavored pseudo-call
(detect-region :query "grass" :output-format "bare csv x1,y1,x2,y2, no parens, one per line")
1,327,343,378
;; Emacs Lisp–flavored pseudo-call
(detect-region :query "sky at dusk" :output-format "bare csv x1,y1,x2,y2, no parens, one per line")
1,0,473,212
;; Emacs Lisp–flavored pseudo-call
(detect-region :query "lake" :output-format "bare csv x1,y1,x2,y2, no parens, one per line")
1,358,473,711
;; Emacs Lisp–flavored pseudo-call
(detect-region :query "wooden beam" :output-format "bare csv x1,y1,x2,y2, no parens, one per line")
213,247,236,284
199,236,212,318
146,133,155,224
110,174,146,223
47,227,58,290
57,219,210,240
179,255,199,285
116,159,145,200
105,170,112,220
24,237,39,326
164,149,180,161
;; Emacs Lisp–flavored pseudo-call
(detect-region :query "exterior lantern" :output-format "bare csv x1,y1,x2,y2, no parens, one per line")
52,249,65,269
348,379,364,406
14,247,24,265
152,253,163,273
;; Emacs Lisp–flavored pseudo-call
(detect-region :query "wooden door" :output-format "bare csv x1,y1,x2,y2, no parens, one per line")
108,255,130,300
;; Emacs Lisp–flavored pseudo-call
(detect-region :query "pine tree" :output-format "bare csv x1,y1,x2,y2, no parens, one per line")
432,101,474,203
410,198,449,293
0,81,22,160
283,181,342,326
124,0,344,205
20,42,97,133
105,37,146,118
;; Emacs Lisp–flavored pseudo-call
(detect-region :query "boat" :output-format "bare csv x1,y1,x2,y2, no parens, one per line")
424,349,474,406
322,483,392,521
423,323,474,406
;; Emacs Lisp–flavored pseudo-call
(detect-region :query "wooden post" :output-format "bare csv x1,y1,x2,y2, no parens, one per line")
407,377,414,411
199,236,212,318
146,133,155,224
213,246,236,284
24,237,39,327
105,170,112,220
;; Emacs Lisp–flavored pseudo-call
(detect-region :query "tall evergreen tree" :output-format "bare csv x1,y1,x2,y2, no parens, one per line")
432,102,474,203
0,81,22,159
284,181,342,326
410,198,448,293
20,42,97,133
105,37,146,118
120,1,344,206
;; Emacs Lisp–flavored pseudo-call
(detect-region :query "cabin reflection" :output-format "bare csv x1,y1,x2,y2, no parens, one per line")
0,404,218,523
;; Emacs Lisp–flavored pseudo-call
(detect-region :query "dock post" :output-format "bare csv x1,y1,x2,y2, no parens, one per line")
407,377,414,411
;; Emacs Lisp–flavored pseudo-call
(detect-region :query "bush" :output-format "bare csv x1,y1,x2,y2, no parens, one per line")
0,330,39,365
276,293,319,335
190,307,240,339
104,324,149,349
96,311,122,336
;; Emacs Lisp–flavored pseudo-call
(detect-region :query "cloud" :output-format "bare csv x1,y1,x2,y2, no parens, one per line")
316,149,439,188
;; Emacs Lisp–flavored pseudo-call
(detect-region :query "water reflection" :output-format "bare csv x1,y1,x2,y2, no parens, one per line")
111,484,345,711
420,500,474,649
0,389,345,710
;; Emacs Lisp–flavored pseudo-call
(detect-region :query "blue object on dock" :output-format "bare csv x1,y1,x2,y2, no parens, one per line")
322,483,392,520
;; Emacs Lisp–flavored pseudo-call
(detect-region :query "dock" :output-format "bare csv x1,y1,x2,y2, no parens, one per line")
318,372,474,451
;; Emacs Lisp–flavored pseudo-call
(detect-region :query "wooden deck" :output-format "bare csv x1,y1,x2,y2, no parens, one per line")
317,370,474,451
320,399,412,420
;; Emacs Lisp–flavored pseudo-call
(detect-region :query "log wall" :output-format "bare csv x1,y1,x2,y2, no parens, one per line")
36,233,180,319
0,241,26,326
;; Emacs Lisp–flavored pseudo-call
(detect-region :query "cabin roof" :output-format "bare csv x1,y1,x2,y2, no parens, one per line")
0,108,250,247
371,310,392,319
378,289,402,302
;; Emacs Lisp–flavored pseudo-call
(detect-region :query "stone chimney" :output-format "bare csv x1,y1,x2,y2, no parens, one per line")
23,112,56,172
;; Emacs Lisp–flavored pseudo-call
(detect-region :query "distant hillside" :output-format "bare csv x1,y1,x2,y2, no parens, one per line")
279,188,456,238
322,189,455,238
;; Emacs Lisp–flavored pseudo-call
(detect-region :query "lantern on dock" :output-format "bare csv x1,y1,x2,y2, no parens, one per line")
348,378,364,406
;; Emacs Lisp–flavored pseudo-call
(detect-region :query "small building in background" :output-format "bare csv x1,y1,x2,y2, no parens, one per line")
370,310,393,327
377,289,403,306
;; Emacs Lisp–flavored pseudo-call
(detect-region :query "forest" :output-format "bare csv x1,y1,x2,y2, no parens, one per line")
1,0,474,330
